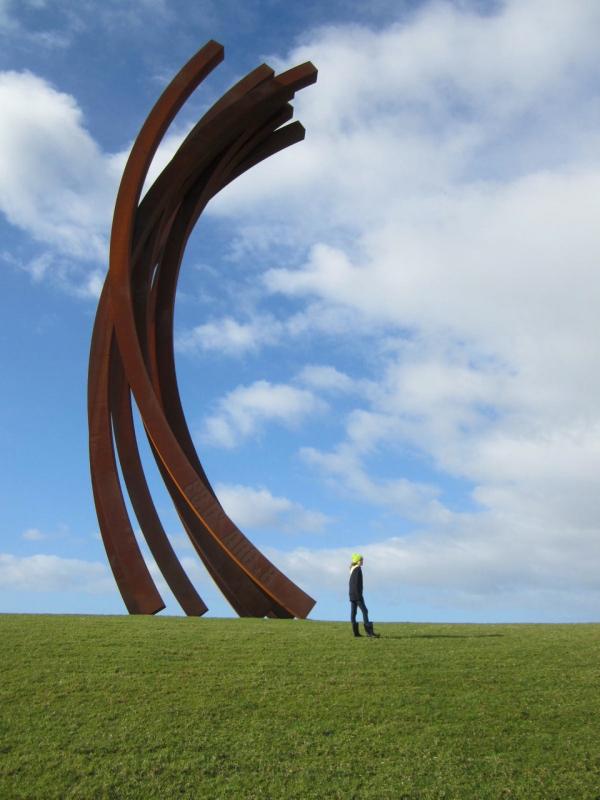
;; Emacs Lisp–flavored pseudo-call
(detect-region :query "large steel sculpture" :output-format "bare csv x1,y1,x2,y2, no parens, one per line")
88,41,317,619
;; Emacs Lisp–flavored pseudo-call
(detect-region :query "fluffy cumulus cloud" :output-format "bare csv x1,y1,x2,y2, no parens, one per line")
296,364,360,394
0,67,187,295
0,71,119,261
201,380,327,447
215,482,330,533
301,444,450,524
176,314,284,356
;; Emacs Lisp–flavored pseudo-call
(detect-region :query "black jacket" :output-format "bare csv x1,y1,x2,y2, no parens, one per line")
349,565,363,601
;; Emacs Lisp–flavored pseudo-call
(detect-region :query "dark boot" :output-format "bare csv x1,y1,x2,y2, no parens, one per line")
352,622,362,637
365,622,380,638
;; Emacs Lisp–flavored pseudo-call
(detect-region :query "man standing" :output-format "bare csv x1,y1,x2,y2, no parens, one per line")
349,553,379,638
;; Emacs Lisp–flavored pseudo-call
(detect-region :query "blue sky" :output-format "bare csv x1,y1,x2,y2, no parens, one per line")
2,0,600,622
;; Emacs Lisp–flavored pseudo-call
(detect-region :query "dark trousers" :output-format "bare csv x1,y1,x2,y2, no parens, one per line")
350,598,370,625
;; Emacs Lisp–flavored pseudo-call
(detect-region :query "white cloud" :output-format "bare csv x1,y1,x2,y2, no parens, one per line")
301,443,449,524
0,69,188,296
296,364,358,394
176,315,283,356
16,251,104,298
0,71,118,262
215,482,330,534
201,380,327,448
265,170,600,364
21,528,46,542
175,303,381,359
212,1,600,225
0,553,113,593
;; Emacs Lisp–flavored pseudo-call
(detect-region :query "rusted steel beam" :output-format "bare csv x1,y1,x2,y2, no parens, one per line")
144,142,295,618
88,41,317,619
109,349,208,616
88,287,165,614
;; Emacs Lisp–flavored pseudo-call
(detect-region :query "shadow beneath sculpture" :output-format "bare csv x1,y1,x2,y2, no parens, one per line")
88,41,317,619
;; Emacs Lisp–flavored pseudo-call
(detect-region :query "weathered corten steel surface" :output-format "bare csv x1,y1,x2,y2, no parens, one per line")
88,41,317,618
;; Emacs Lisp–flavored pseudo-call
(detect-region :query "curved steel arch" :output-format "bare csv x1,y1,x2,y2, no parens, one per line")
88,41,317,618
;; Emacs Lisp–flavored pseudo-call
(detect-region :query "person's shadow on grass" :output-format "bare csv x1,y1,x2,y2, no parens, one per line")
380,632,505,640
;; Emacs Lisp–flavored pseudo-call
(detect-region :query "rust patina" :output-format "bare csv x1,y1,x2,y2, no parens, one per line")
88,41,317,618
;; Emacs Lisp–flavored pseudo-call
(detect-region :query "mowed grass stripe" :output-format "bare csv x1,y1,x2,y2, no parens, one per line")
1,615,599,799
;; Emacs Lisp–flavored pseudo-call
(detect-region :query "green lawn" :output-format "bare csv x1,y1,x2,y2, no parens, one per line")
1,615,599,799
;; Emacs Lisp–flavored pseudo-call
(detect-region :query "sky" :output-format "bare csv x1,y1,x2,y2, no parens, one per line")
1,0,600,623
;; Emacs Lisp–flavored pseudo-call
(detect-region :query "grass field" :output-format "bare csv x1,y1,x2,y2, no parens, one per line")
1,615,599,799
